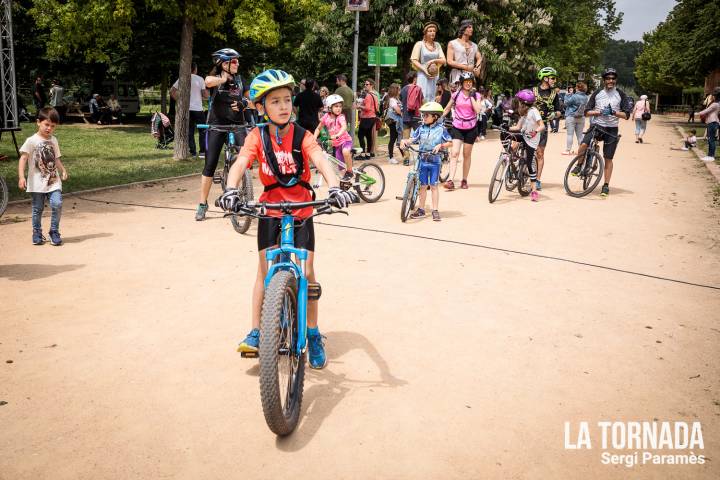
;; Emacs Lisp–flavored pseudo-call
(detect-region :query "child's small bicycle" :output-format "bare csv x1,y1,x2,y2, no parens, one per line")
487,126,533,202
400,145,439,222
311,147,385,203
198,124,254,234
216,196,349,436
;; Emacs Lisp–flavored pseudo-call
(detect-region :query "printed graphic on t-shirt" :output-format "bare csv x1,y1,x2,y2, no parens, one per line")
33,140,59,187
260,150,298,178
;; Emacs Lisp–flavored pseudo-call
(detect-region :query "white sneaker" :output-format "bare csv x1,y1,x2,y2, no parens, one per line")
702,156,715,162
389,157,399,164
681,147,689,151
480,135,485,140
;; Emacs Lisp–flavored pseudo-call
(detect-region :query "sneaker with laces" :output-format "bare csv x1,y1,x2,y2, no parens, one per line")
535,180,542,191
342,171,354,182
237,328,260,353
195,202,208,221
571,165,582,176
409,208,426,219
460,179,468,189
432,210,441,221
49,230,63,246
600,184,610,197
402,159,410,166
32,229,45,245
702,156,715,162
531,190,539,202
308,331,327,369
389,157,400,165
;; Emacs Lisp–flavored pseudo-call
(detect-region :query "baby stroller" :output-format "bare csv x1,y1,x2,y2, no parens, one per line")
151,111,174,149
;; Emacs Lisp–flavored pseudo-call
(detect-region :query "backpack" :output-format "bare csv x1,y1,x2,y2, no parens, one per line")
407,84,423,115
260,123,316,199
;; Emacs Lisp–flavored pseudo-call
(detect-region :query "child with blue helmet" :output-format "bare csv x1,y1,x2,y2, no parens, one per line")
400,102,452,221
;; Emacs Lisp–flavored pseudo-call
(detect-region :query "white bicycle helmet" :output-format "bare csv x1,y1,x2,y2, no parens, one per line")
325,94,344,108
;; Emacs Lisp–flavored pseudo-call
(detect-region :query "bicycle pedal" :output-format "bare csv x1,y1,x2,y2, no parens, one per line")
212,173,222,184
240,351,258,358
308,282,322,301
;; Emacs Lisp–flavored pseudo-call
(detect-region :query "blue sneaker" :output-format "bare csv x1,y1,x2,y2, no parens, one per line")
308,331,327,369
32,229,45,245
237,328,260,354
535,180,542,191
49,230,62,246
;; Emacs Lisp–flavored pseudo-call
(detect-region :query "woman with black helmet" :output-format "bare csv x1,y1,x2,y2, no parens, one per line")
194,48,251,221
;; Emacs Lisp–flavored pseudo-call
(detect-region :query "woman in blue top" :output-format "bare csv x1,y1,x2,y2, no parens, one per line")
562,81,588,155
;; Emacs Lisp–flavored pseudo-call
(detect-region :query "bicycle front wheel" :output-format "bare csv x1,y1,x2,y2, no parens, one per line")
354,162,385,203
231,169,254,234
259,270,305,436
0,175,8,218
563,151,605,198
400,175,417,222
488,155,508,203
439,154,450,183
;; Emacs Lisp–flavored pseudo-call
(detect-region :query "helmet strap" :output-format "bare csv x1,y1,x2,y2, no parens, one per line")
262,98,291,145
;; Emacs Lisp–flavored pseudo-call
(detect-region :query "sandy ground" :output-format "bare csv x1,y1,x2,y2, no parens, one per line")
1,117,719,479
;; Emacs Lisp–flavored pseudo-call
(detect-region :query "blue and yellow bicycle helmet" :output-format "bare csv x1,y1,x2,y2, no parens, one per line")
537,67,557,80
249,69,296,103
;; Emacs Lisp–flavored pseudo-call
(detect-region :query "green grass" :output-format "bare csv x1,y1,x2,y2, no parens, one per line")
0,123,203,201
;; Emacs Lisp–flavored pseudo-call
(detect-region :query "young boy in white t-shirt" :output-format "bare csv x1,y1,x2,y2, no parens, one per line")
18,107,68,245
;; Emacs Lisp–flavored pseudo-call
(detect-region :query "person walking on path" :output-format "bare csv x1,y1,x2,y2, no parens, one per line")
631,94,651,143
294,78,324,133
698,89,719,162
446,19,483,87
335,74,355,141
357,78,379,159
171,62,208,157
441,71,482,190
411,21,446,103
561,82,588,155
385,83,403,164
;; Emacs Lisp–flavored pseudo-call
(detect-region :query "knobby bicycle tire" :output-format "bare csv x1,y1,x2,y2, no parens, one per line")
439,155,450,183
563,149,605,198
517,160,531,197
0,175,8,218
231,169,254,234
259,270,305,436
400,175,417,223
355,162,385,203
488,154,508,203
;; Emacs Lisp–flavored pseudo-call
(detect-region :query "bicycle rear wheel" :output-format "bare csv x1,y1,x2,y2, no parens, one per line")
259,270,305,436
400,175,417,222
0,175,8,218
231,169,254,234
563,150,604,198
354,162,385,203
488,154,508,203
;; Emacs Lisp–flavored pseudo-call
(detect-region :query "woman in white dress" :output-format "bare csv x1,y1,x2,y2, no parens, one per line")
410,21,447,103
446,19,483,87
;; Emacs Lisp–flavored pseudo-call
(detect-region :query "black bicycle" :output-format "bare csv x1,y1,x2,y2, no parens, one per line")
199,124,254,233
488,126,532,202
563,124,617,197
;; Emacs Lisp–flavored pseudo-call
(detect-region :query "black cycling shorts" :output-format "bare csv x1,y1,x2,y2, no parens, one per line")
257,217,315,252
581,126,619,160
450,125,478,145
537,128,549,148
203,127,247,178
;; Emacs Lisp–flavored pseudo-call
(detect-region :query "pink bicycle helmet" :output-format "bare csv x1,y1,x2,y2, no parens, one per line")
515,89,536,104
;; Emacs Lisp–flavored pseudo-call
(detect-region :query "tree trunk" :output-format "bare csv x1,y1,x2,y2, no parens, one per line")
173,14,194,161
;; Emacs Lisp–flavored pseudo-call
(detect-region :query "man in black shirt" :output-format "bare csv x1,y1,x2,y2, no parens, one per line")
293,78,323,132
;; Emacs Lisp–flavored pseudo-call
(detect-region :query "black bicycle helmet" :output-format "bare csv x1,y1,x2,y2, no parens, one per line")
212,48,240,66
602,67,618,78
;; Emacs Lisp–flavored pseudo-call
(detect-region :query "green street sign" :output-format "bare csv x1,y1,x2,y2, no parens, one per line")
368,46,398,67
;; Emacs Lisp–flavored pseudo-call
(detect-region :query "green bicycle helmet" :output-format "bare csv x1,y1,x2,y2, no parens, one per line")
537,67,557,80
249,69,296,103
419,101,444,115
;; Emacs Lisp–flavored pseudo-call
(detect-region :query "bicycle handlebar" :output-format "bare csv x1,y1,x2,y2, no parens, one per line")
196,124,251,132
214,197,346,215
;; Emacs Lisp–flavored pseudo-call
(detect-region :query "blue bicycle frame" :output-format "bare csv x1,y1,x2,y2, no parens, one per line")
264,215,310,356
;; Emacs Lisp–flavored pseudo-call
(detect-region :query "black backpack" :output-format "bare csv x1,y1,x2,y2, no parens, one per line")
260,123,315,199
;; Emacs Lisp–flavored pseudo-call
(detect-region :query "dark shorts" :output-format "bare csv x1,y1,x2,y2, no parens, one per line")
581,126,619,160
418,161,441,186
537,128,549,148
451,126,478,145
257,217,315,252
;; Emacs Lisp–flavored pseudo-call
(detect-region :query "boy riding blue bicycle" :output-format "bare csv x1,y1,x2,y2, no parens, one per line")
400,102,451,221
218,69,356,369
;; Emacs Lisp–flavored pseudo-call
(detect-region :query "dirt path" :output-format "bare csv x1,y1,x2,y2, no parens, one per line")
1,117,719,479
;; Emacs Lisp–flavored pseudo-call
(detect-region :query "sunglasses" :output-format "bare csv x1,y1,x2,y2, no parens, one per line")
227,59,238,65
